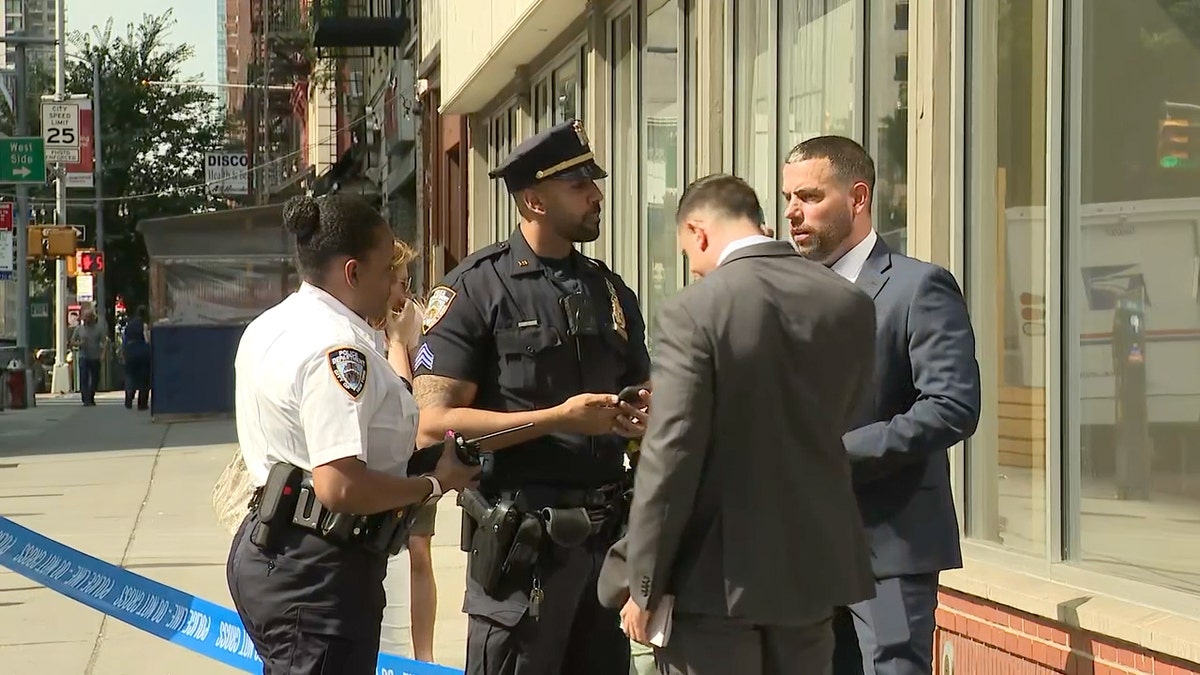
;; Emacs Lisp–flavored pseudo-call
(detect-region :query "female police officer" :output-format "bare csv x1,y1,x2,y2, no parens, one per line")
226,193,478,675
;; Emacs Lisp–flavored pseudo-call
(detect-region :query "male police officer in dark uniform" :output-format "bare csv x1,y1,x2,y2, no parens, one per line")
412,118,652,675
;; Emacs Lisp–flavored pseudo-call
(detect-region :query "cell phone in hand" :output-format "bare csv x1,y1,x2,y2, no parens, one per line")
618,385,643,405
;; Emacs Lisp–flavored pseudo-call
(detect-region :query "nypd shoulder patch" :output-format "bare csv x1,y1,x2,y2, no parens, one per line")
422,286,457,335
327,347,368,399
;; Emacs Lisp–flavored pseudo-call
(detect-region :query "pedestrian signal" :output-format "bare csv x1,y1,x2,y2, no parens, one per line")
77,249,105,273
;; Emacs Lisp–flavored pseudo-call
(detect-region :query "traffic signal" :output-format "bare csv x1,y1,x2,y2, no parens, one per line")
67,253,77,277
1157,118,1198,169
27,226,77,258
77,249,105,273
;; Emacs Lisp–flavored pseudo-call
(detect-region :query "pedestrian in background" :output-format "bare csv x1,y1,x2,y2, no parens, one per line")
781,136,981,675
69,309,106,406
122,306,152,410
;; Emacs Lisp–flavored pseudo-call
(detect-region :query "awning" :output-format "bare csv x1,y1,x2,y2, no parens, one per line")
137,204,293,260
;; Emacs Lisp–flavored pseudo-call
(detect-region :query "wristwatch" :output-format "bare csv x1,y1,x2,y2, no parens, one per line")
422,475,443,502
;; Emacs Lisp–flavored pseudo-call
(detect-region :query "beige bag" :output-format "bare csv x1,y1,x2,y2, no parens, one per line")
212,447,255,535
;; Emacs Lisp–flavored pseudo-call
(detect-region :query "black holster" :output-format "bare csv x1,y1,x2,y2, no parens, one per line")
458,490,541,597
250,462,414,556
249,462,304,551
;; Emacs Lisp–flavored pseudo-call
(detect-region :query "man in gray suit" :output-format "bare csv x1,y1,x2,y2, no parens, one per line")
598,174,878,675
781,136,981,675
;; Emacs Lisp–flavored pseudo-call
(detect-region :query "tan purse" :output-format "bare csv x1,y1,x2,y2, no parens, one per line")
211,447,255,535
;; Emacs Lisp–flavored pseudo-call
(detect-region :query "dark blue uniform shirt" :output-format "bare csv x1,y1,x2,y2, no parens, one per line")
414,228,650,490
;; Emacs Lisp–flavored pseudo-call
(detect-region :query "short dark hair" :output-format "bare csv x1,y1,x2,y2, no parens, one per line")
675,173,764,225
282,194,387,280
784,135,876,194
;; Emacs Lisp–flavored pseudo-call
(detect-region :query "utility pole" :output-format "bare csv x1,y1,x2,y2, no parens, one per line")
2,33,57,407
48,4,70,394
258,0,271,206
89,55,105,335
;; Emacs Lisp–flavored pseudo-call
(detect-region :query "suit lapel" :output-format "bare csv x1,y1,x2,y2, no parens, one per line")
855,238,892,299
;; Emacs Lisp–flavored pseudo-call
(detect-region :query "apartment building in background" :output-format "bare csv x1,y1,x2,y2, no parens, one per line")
1,0,59,67
418,1,1200,673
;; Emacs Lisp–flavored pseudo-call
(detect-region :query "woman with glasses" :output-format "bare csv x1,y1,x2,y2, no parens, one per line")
370,239,443,663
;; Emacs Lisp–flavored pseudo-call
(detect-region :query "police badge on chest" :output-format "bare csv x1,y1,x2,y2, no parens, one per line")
327,347,369,398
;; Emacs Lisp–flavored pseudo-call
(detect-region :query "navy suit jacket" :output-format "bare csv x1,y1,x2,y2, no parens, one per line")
845,238,981,579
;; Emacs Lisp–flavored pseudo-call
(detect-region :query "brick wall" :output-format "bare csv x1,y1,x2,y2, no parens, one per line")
935,589,1200,675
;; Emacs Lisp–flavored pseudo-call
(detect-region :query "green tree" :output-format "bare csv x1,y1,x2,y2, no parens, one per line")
1,10,229,318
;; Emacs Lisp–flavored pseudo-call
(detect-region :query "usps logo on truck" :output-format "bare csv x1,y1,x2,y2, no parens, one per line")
205,152,250,196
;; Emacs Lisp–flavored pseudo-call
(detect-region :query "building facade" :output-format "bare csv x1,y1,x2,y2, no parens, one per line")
1,0,58,68
420,0,1200,672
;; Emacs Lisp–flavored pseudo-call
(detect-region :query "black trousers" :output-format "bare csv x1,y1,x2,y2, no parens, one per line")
123,353,150,409
465,541,630,675
78,357,100,404
226,514,389,675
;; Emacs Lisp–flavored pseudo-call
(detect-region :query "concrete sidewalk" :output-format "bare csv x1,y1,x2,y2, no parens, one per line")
0,392,468,674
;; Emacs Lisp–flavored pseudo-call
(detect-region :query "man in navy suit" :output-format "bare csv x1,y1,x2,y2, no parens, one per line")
781,136,981,675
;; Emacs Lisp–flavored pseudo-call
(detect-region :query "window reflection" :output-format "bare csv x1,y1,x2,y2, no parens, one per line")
869,0,909,253
778,0,857,150
553,62,578,124
609,12,638,281
641,0,681,351
733,0,774,218
1072,0,1200,594
965,0,1048,555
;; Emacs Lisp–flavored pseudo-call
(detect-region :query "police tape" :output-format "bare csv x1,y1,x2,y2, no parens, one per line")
0,517,462,675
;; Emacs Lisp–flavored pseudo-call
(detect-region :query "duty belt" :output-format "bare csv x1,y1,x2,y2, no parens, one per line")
496,481,623,510
494,482,627,547
248,463,416,556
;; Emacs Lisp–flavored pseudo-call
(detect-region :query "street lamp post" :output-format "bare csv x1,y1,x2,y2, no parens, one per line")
65,52,105,329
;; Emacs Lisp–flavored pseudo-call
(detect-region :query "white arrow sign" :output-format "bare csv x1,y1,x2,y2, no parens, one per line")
13,167,30,177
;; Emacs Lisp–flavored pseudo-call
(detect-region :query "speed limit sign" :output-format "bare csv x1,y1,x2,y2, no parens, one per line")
41,101,81,164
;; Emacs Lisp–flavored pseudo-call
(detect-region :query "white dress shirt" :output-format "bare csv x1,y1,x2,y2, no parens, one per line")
717,234,777,266
830,229,878,283
234,282,419,486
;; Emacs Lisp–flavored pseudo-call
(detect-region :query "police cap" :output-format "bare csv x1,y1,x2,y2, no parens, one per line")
489,118,608,194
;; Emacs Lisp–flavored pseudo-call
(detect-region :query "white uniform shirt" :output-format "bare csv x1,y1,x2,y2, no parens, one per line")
235,282,419,486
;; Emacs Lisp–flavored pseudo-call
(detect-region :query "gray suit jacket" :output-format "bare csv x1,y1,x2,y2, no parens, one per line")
598,241,877,626
845,238,981,579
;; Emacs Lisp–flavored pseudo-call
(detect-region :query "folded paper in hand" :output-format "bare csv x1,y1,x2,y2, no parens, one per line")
648,595,674,648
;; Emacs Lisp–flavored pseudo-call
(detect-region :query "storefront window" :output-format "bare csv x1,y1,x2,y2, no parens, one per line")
964,0,1048,556
1069,0,1200,595
640,0,682,351
868,0,909,253
778,0,857,198
608,11,639,284
733,0,774,221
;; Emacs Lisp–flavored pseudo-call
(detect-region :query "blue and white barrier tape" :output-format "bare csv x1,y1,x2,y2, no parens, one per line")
0,516,462,675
